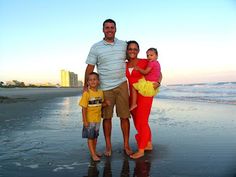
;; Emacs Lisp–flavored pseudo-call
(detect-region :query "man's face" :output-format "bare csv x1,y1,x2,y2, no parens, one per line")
103,22,116,41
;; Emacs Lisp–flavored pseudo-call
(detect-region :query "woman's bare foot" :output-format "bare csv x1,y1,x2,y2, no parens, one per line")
130,151,144,159
129,104,137,111
91,154,100,162
145,142,153,151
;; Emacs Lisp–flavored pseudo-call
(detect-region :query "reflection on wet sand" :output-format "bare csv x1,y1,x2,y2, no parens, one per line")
103,158,112,177
120,158,130,177
133,158,151,177
85,156,151,177
85,160,99,177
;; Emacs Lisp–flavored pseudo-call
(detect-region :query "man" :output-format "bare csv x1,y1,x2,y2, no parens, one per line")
83,19,132,156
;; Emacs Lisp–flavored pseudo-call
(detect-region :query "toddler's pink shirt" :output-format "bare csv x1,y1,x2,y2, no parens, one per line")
145,60,161,82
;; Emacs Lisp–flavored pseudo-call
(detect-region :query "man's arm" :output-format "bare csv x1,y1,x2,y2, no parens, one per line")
158,72,162,83
83,64,95,90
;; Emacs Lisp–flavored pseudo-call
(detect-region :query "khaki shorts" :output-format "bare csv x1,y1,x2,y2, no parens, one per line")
102,81,130,119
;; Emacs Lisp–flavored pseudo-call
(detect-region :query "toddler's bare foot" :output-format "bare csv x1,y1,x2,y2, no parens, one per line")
129,104,137,111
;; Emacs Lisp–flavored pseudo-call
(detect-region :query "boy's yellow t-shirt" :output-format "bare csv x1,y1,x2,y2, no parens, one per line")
79,89,104,123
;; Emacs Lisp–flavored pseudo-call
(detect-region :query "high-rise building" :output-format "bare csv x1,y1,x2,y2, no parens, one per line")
60,69,79,87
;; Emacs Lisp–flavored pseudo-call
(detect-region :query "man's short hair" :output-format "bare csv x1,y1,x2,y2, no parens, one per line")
103,19,116,27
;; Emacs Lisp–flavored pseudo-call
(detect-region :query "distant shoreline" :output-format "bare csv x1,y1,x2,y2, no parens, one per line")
0,87,82,103
166,81,236,86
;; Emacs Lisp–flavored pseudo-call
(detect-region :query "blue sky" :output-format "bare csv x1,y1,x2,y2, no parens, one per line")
0,0,236,85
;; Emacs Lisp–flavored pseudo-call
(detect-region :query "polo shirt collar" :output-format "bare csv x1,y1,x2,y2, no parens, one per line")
103,38,117,45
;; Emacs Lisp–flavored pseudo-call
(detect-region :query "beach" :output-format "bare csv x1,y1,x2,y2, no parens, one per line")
0,87,236,177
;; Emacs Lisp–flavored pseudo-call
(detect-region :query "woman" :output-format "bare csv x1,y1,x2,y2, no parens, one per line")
126,41,162,159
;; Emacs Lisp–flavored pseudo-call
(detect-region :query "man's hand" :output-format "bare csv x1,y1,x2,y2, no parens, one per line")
83,64,95,92
83,85,88,92
103,99,111,107
153,82,161,89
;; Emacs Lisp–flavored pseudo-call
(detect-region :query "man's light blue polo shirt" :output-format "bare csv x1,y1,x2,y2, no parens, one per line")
86,38,127,91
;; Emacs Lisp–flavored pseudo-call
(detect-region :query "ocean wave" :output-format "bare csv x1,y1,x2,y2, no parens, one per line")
156,95,236,105
157,82,236,105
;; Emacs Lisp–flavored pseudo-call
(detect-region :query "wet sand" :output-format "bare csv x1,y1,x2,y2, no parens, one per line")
0,89,236,177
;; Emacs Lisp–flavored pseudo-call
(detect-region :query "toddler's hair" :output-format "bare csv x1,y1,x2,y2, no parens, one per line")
147,48,158,55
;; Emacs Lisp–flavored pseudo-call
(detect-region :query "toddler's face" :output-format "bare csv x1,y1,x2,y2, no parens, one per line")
146,50,157,61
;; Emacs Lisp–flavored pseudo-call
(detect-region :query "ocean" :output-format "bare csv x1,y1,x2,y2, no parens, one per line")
158,82,236,105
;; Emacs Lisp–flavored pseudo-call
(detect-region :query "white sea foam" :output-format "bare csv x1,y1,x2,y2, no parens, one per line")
53,162,89,172
158,82,236,105
13,162,21,166
26,164,39,169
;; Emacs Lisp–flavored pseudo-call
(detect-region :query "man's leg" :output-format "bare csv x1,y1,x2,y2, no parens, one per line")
103,118,112,156
120,118,133,155
115,82,132,155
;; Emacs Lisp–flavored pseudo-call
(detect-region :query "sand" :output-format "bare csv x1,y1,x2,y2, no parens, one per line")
0,89,236,177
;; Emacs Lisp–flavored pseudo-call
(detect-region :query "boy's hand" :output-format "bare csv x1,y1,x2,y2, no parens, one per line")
83,121,89,128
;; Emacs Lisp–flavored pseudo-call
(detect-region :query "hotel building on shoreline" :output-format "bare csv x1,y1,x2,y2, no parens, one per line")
60,69,79,88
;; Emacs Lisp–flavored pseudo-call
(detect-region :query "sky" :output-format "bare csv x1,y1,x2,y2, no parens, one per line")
0,0,236,85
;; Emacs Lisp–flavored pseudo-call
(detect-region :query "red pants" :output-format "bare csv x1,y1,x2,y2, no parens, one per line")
131,94,153,149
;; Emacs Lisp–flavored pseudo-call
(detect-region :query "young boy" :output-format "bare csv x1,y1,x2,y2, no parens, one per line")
79,72,110,161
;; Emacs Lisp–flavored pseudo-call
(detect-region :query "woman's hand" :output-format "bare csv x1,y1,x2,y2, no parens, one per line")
134,66,140,71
